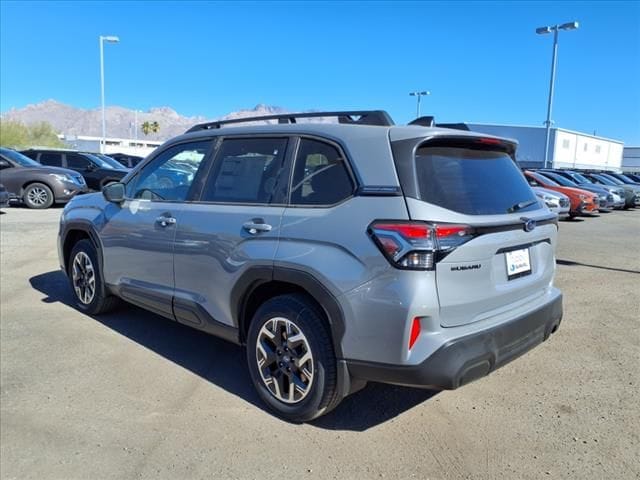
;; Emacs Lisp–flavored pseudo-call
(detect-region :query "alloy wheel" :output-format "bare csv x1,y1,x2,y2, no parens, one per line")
27,187,48,206
72,251,96,305
256,317,314,404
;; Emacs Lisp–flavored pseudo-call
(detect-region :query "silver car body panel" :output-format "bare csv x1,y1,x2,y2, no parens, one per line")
59,121,563,383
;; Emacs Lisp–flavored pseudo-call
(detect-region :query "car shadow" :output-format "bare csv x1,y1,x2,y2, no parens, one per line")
556,259,640,275
29,270,438,431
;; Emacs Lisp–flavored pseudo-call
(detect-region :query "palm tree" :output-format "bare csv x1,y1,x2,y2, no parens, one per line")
141,121,160,136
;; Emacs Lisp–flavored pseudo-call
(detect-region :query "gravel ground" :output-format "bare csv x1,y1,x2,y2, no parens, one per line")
1,205,639,480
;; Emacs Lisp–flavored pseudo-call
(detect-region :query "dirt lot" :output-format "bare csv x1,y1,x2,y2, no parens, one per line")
1,205,639,480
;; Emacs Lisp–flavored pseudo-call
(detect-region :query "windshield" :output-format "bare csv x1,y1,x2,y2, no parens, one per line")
571,172,592,184
0,148,42,167
413,146,538,215
85,153,124,170
599,174,624,185
612,173,638,184
541,171,576,187
529,171,560,187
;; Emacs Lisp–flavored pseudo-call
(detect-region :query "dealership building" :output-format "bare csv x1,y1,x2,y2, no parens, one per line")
58,134,161,157
446,123,625,171
622,146,640,172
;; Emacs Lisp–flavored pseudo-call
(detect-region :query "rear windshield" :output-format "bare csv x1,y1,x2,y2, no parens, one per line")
414,146,538,215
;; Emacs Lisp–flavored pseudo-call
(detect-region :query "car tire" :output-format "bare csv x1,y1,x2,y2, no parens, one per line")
68,239,119,315
23,183,54,209
246,294,340,422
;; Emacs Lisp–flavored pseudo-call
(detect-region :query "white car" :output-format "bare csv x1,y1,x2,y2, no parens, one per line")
533,186,570,218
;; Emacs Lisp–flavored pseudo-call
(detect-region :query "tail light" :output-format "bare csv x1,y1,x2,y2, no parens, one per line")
368,221,475,270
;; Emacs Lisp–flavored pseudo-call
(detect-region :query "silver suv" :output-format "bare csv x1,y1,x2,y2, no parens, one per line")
58,111,563,421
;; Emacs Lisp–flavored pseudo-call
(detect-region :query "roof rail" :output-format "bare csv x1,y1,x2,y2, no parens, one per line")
185,110,394,133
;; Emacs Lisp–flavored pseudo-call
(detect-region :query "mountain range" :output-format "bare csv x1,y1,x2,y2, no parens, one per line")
0,100,291,141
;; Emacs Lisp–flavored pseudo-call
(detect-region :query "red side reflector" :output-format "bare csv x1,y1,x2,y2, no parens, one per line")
408,317,421,350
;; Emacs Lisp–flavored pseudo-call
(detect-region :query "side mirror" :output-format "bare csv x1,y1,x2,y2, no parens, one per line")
0,159,11,169
103,182,125,204
86,163,98,172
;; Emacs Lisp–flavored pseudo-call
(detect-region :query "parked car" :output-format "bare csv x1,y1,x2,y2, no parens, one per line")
0,147,88,209
58,110,563,422
20,148,129,192
0,183,10,208
540,169,625,209
109,153,144,169
524,171,598,218
605,172,640,186
623,173,640,183
532,186,570,218
536,170,614,212
583,173,640,208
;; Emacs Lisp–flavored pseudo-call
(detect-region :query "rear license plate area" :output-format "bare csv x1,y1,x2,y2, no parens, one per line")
505,248,531,280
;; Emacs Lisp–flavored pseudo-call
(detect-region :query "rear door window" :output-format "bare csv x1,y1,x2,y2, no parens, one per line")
201,137,289,204
39,153,63,167
414,146,538,215
290,138,354,205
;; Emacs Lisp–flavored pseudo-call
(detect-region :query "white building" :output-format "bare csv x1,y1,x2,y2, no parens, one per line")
447,123,625,171
58,134,162,157
622,146,640,173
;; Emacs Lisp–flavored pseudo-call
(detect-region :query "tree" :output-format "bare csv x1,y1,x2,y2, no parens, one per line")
0,120,65,148
141,121,160,136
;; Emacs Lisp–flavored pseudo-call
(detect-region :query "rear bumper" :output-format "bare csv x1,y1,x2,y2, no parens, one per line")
346,293,563,389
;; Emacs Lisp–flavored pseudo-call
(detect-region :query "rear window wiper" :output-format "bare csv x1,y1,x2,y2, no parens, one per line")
507,199,538,213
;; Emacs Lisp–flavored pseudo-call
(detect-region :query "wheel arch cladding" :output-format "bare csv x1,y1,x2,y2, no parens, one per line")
233,266,346,358
61,222,102,274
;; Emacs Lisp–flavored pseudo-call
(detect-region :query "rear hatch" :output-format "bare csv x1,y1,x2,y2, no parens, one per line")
391,135,557,327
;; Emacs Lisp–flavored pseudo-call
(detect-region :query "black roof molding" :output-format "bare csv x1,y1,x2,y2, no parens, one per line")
408,116,435,127
186,110,395,133
435,123,471,131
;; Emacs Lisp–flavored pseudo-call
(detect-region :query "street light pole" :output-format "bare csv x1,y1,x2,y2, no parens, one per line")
536,22,578,169
409,91,431,118
542,28,559,170
99,35,119,154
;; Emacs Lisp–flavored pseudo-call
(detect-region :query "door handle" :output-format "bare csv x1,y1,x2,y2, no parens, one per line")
156,216,177,227
243,221,272,235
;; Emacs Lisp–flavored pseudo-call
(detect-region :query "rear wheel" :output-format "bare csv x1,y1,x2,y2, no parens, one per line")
246,294,340,422
23,183,54,209
69,239,118,315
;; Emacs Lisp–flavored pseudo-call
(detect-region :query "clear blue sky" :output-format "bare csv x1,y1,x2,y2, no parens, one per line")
1,1,639,143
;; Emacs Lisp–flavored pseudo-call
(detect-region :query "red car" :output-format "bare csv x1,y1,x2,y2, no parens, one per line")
525,171,598,218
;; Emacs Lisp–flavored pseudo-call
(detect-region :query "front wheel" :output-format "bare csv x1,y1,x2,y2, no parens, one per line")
23,183,54,209
246,294,341,422
68,239,119,315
